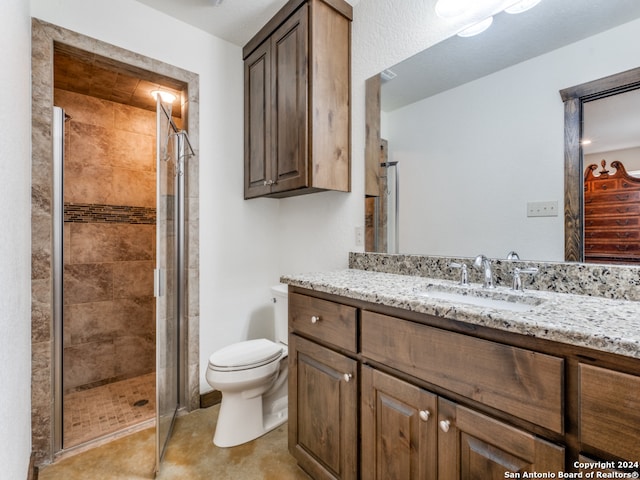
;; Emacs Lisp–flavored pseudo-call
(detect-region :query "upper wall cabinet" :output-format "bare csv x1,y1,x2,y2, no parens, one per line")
243,0,352,199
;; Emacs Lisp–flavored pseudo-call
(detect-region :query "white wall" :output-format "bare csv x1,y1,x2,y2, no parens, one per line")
586,147,640,175
29,0,281,393
277,0,472,276
382,17,640,261
0,0,33,477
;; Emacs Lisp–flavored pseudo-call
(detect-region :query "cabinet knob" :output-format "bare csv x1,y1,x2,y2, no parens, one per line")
439,420,451,433
311,315,321,324
343,373,352,382
419,410,431,422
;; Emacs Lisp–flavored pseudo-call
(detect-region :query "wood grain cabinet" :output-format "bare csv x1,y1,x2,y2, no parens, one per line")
579,364,640,464
288,286,640,479
243,0,352,199
437,398,564,479
361,366,438,479
584,160,640,263
361,313,565,479
289,293,358,479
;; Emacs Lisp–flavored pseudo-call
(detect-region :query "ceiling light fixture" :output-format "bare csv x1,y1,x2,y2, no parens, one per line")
435,0,543,38
457,16,494,37
435,0,502,19
504,0,542,14
151,90,177,104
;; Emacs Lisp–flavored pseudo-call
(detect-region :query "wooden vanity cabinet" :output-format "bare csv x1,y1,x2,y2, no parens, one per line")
361,312,564,479
288,286,640,479
243,0,352,199
289,293,358,479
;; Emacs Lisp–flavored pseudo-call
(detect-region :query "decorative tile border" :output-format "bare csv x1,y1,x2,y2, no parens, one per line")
64,203,156,224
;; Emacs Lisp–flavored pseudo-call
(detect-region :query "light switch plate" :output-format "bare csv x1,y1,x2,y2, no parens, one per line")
527,201,558,217
355,226,364,246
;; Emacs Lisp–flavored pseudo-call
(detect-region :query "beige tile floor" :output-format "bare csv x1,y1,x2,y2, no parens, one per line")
38,404,310,480
64,373,156,448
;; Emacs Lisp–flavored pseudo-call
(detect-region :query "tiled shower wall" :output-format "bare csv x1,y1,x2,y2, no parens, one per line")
55,89,156,392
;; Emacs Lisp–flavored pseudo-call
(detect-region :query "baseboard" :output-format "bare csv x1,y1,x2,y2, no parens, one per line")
28,452,37,480
200,389,222,409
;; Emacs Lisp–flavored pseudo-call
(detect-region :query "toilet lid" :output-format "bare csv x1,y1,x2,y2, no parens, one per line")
208,339,283,371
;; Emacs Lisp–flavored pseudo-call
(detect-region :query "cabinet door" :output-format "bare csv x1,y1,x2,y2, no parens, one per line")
270,4,308,194
579,364,640,461
361,366,437,480
244,39,272,199
437,398,564,480
289,334,357,480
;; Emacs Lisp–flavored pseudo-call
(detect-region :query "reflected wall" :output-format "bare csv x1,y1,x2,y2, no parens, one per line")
379,16,640,260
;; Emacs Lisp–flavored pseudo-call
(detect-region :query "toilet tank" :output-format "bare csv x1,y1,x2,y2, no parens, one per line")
271,284,289,345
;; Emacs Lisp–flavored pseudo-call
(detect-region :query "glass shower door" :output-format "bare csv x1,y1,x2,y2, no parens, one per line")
155,99,181,472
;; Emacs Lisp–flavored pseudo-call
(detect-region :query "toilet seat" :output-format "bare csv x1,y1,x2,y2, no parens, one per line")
208,338,283,372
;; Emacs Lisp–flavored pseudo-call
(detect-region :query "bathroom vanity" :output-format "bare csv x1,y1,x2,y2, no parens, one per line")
284,259,640,479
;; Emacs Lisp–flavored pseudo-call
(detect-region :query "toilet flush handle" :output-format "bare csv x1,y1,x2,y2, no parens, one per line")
311,315,321,324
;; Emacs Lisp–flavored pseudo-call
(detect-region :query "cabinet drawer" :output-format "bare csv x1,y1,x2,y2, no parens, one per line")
585,203,640,216
579,364,640,461
290,292,357,352
361,311,564,433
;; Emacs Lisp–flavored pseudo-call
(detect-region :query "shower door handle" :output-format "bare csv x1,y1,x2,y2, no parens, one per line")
154,268,165,297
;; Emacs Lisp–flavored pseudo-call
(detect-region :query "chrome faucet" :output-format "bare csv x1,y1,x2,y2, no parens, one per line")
506,251,520,260
449,262,469,285
511,267,539,291
473,254,494,288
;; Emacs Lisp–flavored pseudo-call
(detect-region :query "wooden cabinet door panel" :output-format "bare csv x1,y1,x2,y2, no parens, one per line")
361,366,437,480
437,398,564,480
579,364,640,461
244,40,272,199
271,4,308,194
289,334,357,480
362,311,564,433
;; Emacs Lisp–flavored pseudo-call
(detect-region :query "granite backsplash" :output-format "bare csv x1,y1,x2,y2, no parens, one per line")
349,252,640,302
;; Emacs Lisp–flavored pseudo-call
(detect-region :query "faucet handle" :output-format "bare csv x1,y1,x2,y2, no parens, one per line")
449,262,469,285
511,267,539,291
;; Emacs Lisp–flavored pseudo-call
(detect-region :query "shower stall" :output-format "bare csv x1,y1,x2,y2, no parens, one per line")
52,83,191,467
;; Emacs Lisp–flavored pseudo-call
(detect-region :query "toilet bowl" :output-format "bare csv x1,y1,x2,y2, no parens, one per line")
206,284,289,447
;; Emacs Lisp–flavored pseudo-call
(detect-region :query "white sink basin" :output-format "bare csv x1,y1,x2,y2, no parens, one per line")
418,288,543,313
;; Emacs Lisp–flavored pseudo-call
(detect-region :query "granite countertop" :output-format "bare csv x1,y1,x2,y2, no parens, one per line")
281,269,640,360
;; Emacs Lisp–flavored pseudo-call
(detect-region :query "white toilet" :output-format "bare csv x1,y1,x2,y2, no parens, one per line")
206,284,289,447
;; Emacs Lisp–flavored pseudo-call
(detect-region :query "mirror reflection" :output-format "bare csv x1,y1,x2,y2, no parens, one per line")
365,0,640,262
580,88,640,264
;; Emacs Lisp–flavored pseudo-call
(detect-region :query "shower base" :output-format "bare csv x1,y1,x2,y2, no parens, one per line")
63,372,156,448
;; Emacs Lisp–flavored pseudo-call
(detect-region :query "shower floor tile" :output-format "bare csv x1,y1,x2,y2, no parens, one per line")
63,373,156,448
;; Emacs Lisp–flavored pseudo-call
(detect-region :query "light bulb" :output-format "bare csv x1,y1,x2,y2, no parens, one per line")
151,90,177,103
457,16,494,37
504,0,542,14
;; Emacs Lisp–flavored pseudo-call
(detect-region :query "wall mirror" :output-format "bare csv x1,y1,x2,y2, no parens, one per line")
561,68,640,264
364,0,640,263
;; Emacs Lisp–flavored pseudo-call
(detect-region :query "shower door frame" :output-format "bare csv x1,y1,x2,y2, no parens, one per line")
50,99,188,455
155,99,193,470
36,21,201,463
